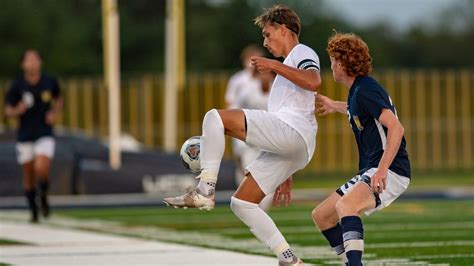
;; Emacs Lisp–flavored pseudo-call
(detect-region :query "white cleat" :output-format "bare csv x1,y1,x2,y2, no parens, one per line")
278,258,304,266
163,187,215,211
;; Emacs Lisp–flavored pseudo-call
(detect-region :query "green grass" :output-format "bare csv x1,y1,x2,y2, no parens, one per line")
0,238,28,246
57,199,474,265
293,171,474,189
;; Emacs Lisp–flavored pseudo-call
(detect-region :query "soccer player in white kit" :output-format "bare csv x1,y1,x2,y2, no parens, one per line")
164,4,321,265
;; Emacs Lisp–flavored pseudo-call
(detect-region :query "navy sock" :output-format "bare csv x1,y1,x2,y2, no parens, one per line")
321,224,345,255
341,216,364,266
25,189,38,222
38,180,50,217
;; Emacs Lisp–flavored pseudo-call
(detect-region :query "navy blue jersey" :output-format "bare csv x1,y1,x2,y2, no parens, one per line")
347,76,411,178
5,74,61,142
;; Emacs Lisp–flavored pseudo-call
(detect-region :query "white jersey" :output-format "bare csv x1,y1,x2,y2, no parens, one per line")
225,70,260,109
267,43,320,160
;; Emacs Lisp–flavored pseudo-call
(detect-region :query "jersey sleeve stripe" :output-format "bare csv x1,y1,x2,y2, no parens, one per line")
297,59,320,71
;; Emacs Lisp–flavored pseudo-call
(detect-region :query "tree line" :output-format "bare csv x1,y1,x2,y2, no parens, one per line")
0,0,472,77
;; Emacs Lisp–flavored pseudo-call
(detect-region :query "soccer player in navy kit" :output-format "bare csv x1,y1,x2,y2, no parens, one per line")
312,33,411,265
5,49,63,223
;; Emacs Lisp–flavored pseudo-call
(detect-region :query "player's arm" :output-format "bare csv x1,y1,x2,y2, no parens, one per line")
250,56,321,91
273,175,293,207
370,108,405,192
315,93,347,116
46,79,64,125
4,83,26,118
5,102,27,118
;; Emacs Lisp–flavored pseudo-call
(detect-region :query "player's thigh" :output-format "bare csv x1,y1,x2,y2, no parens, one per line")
243,109,306,156
33,137,55,177
34,137,55,159
217,109,246,140
312,192,341,230
246,151,304,196
234,173,266,204
16,142,34,164
34,155,52,178
336,182,376,216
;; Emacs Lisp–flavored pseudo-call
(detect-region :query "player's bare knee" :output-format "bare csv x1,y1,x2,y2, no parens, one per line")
335,197,356,217
311,207,322,225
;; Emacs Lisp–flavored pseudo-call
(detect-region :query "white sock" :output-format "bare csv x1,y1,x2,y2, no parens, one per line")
259,192,274,212
230,197,294,262
197,180,216,196
200,109,225,182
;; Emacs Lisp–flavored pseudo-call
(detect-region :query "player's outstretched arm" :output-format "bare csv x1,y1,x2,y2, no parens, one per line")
370,108,405,193
315,94,347,116
250,56,321,91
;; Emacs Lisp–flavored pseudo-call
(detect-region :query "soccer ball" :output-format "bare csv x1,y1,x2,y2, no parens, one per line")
180,136,201,174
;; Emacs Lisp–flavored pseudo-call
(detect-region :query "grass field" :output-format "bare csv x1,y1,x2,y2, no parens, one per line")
293,171,474,189
56,199,474,265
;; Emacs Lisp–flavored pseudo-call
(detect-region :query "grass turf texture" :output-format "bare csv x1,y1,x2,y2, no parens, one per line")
56,199,474,265
293,171,474,189
0,239,28,245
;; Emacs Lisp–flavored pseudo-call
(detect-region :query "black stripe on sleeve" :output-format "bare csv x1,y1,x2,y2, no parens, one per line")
297,59,319,71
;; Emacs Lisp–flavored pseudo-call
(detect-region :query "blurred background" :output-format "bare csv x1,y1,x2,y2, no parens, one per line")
0,0,472,198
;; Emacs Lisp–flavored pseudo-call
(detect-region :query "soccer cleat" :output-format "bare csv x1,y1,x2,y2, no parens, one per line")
278,257,304,266
163,187,215,211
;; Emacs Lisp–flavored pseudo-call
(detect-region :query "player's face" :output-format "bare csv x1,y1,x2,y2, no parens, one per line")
262,24,283,57
330,56,344,83
22,51,42,74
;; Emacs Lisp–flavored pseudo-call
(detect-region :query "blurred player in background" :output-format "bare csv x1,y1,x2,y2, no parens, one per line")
225,44,264,110
5,49,63,223
165,4,321,265
225,45,265,194
312,32,411,265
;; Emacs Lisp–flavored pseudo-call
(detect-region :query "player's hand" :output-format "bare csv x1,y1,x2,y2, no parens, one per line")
16,101,27,115
315,94,336,116
250,56,274,73
370,168,388,194
46,111,57,125
273,176,293,207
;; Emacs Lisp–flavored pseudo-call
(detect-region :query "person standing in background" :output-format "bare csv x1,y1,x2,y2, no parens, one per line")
224,45,265,193
234,70,276,211
5,49,63,223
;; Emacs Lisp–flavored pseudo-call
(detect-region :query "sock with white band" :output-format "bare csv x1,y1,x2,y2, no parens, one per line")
341,216,364,266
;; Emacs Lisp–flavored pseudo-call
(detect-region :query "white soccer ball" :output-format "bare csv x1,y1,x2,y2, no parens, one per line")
180,136,201,174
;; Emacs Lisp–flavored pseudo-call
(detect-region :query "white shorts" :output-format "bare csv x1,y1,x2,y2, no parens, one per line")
337,168,410,215
16,137,55,164
243,109,309,195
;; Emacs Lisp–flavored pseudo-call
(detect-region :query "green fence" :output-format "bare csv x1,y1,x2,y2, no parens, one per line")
1,69,473,173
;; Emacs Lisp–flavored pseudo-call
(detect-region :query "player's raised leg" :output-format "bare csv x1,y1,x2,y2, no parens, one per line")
163,109,246,210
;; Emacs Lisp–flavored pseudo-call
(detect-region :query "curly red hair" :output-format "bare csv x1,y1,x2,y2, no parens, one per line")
327,32,372,76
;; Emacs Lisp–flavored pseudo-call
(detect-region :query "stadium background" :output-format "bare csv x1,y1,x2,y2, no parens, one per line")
0,0,472,199
0,1,473,265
